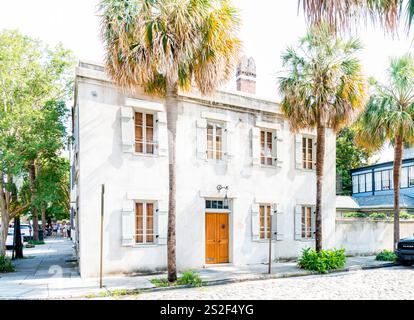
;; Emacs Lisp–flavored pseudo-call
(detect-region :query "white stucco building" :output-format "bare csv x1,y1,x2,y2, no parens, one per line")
71,58,337,277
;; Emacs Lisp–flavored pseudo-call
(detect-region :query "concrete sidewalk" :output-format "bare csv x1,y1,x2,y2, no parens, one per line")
0,238,394,299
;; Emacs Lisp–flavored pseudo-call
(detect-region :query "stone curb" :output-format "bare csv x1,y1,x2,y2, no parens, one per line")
5,262,396,300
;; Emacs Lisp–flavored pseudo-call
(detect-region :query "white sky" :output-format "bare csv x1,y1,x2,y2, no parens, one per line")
1,0,414,161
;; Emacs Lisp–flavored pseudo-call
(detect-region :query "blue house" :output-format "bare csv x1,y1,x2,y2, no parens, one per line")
350,158,414,213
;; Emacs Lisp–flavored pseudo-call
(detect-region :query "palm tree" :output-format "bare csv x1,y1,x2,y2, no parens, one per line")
355,54,414,249
299,0,414,33
99,0,241,282
279,24,367,251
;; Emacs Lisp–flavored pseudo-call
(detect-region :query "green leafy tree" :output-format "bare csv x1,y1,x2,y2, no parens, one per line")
336,126,372,195
99,0,241,282
355,54,414,249
279,24,367,252
0,30,74,253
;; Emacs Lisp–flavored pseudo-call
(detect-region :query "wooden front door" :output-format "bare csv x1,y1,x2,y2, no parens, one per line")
205,213,229,264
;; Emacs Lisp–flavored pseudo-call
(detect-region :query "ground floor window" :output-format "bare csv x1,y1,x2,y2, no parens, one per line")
259,204,272,240
135,202,155,244
301,206,314,239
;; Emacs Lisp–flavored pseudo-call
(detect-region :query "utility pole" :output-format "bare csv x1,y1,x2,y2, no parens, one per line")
99,184,105,288
268,212,272,274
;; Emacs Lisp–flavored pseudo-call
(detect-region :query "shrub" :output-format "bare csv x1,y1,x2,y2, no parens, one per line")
28,240,45,245
0,255,15,273
298,248,346,274
177,271,203,287
369,212,387,220
343,212,368,218
151,271,203,287
376,250,397,262
399,211,414,220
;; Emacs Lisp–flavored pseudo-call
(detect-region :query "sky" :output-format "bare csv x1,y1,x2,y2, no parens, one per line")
1,0,414,161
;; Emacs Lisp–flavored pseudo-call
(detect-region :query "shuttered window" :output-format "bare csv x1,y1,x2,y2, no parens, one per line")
302,137,314,170
301,206,314,239
135,112,155,154
259,204,271,240
260,130,275,165
207,121,223,160
135,202,155,244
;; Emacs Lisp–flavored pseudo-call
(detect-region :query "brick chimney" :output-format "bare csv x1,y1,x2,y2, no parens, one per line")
236,56,256,94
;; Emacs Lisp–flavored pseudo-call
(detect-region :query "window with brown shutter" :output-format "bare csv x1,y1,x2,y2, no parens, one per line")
135,112,155,154
206,121,223,160
259,204,272,240
260,130,275,165
135,201,155,244
301,206,314,239
302,137,314,170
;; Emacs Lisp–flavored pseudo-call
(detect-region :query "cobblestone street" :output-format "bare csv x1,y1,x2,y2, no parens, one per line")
133,267,414,300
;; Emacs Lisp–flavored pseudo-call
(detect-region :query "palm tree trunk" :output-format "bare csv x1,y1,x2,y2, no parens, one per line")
393,134,403,250
315,123,326,252
29,161,39,241
166,81,178,283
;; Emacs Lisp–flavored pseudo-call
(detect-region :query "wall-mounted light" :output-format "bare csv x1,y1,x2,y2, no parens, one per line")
217,185,229,209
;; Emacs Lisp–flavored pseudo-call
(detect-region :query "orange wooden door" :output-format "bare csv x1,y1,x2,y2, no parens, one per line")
205,213,229,264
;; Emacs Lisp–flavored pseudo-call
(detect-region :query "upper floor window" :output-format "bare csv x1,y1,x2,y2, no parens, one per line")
207,121,223,160
135,112,155,154
135,201,155,244
259,204,272,240
302,137,314,170
260,130,276,166
352,172,372,194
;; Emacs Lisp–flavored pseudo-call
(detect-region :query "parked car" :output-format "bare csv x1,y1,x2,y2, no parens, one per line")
7,224,32,242
5,229,24,250
396,236,414,266
19,224,32,241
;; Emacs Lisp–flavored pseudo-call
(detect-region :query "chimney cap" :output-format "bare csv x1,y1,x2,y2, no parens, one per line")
236,55,256,78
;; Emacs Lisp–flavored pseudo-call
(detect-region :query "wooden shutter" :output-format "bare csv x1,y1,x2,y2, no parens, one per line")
121,200,135,246
121,107,134,153
251,127,261,166
275,132,283,168
196,119,207,160
295,134,303,169
273,204,284,241
251,203,260,241
311,207,316,240
157,200,168,245
294,205,302,240
312,138,317,170
224,122,235,161
156,112,168,157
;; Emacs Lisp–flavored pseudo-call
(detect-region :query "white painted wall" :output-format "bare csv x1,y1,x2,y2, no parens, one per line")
74,64,337,277
335,219,414,254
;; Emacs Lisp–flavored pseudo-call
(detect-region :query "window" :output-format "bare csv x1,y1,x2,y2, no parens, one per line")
409,167,414,187
135,112,155,154
352,176,358,194
301,206,314,239
207,121,223,160
402,167,408,188
366,173,372,192
352,172,372,194
205,200,229,210
261,130,275,165
358,174,366,193
259,204,272,240
302,137,314,170
382,170,391,190
375,171,381,191
135,202,155,244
